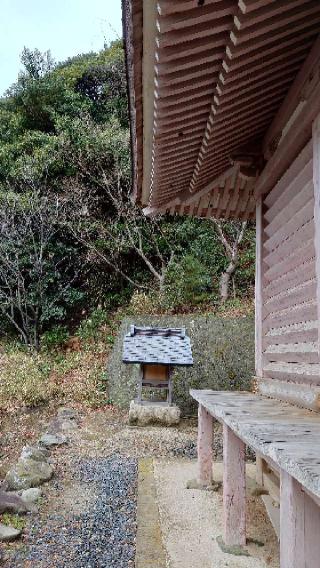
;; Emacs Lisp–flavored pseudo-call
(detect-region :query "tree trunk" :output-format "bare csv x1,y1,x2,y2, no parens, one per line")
220,258,237,303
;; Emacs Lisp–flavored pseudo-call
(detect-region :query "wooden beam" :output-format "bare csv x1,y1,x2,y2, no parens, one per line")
258,378,320,412
255,76,320,198
223,424,246,547
264,34,320,159
255,197,263,377
312,113,320,359
280,470,320,568
239,0,277,14
197,404,213,486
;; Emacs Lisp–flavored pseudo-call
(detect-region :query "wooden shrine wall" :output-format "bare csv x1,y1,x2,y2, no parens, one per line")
257,139,320,408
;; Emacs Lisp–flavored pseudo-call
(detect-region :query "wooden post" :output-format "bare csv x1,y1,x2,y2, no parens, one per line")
197,404,213,486
223,424,246,546
255,197,264,484
280,470,320,568
255,196,263,377
312,116,320,357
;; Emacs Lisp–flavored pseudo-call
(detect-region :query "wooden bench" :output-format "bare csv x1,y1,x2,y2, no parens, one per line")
191,389,320,568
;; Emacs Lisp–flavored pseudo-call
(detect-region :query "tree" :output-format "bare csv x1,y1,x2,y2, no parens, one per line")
0,190,82,350
211,219,248,303
20,47,55,80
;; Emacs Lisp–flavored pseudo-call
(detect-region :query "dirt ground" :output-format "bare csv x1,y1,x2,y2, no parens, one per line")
0,407,280,567
155,460,280,568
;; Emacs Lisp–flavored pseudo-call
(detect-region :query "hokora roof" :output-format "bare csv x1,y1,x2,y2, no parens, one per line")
122,326,193,365
122,0,320,220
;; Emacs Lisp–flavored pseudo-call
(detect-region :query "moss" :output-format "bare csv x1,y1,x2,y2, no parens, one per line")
107,314,254,415
1,513,26,530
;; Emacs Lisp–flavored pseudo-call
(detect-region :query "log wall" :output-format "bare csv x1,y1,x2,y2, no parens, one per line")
257,139,320,408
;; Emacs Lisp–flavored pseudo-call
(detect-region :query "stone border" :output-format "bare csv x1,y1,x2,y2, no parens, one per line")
135,458,167,567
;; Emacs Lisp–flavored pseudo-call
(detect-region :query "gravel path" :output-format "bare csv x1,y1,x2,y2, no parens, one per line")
1,408,200,567
5,455,137,568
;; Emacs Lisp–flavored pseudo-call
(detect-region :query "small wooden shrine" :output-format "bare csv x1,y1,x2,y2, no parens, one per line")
122,325,193,406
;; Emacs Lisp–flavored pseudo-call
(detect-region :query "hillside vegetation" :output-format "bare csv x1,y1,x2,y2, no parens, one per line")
0,41,255,412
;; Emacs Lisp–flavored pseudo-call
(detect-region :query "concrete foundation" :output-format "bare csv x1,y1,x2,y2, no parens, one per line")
129,401,181,426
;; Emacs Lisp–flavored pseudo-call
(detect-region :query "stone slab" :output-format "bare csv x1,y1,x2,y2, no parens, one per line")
129,400,180,426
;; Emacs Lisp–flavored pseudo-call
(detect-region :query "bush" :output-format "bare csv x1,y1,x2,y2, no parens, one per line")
0,351,53,409
163,254,212,310
128,290,163,315
41,325,70,350
76,307,109,341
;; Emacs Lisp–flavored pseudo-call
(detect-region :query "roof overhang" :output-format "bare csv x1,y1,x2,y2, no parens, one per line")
123,0,320,220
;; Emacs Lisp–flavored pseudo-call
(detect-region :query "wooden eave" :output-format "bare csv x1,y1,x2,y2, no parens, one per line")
123,0,320,220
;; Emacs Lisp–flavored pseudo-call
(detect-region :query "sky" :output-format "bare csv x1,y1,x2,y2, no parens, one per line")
0,0,123,95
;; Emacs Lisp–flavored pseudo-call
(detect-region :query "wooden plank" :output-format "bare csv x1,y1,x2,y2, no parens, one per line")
304,488,320,568
263,468,280,502
197,404,213,486
223,424,246,547
263,350,318,365
263,302,317,331
280,471,320,568
261,495,280,540
239,0,277,14
263,280,317,317
157,0,236,34
312,114,320,359
232,3,320,47
236,0,310,30
190,389,320,497
263,367,320,385
156,16,232,49
264,198,314,253
263,220,314,269
264,148,313,215
263,326,318,348
265,178,313,236
255,78,320,198
264,259,315,300
255,197,263,377
280,471,305,568
264,239,315,283
257,378,320,411
264,34,320,159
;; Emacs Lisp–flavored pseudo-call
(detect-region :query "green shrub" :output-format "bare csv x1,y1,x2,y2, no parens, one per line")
42,325,70,350
163,254,212,310
77,307,109,341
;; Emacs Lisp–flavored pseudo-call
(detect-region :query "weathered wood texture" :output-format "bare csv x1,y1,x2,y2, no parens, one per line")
258,140,320,402
280,469,320,568
126,0,320,217
191,389,320,498
313,115,320,359
258,378,320,412
255,197,263,377
197,403,213,486
223,424,246,546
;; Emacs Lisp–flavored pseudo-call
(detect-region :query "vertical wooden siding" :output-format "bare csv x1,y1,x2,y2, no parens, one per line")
260,140,320,386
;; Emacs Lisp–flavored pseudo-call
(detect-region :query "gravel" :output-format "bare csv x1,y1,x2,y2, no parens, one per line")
5,454,137,568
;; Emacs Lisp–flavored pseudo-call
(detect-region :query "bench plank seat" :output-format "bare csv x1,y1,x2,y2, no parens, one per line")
190,389,320,498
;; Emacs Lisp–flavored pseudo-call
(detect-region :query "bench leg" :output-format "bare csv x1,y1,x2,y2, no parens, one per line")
197,404,213,486
280,470,320,568
223,424,246,546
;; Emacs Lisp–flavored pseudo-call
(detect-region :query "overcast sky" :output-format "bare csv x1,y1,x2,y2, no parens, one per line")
0,0,123,95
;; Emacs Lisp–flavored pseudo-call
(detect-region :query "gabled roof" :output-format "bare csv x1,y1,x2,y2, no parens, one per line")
122,326,193,365
123,0,320,219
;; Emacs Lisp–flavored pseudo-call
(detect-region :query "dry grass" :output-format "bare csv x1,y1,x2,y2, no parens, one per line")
0,336,112,414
